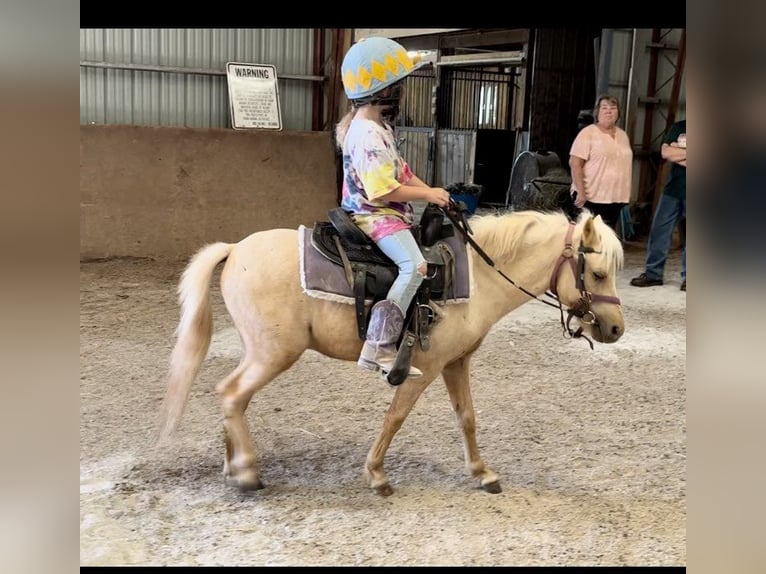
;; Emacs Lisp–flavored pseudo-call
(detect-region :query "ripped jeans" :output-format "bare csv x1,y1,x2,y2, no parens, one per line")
375,229,427,314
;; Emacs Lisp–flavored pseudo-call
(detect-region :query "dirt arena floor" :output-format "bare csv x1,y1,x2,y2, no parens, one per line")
80,224,686,566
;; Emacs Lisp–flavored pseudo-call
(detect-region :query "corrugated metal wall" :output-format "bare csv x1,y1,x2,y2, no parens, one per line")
79,27,685,204
80,29,315,130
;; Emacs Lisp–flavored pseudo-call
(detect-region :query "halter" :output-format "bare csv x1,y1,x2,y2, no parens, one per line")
547,222,622,348
442,203,622,350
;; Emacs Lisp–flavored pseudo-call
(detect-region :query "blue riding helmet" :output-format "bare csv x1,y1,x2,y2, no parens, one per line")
341,37,425,101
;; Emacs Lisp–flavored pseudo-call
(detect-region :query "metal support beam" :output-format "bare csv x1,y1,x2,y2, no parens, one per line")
437,29,530,49
79,61,324,83
436,51,525,68
625,29,638,144
637,28,662,206
312,29,325,131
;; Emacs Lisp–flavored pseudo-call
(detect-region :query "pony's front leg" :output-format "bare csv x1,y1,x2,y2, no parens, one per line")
365,378,430,496
442,356,501,493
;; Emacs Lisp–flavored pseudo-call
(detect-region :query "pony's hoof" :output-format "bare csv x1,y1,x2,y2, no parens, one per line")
482,480,502,494
374,483,394,497
225,473,265,492
240,478,265,492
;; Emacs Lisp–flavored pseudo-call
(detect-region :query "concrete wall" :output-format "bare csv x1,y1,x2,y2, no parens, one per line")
80,125,340,261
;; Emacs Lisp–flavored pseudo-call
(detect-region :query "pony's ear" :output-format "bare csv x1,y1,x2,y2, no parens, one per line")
582,215,599,248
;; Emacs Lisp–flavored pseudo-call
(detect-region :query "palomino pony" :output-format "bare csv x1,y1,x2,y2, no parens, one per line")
156,209,625,496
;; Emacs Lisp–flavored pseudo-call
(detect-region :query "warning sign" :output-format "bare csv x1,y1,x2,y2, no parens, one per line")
226,62,283,130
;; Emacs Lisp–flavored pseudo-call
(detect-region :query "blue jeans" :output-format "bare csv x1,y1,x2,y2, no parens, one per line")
376,229,426,314
645,193,686,281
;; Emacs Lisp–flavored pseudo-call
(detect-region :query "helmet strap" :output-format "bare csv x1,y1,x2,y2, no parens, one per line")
350,82,403,122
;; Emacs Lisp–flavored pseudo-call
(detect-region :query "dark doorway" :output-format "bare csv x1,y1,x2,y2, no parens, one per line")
473,129,515,205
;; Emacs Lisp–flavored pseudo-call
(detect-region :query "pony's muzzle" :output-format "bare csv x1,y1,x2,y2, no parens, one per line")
589,317,624,344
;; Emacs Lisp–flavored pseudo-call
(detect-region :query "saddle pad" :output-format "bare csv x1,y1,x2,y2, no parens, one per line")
298,225,473,306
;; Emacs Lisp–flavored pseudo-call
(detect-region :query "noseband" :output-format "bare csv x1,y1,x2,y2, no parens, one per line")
547,222,621,347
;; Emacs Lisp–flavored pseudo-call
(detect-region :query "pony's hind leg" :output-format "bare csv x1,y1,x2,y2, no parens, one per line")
216,356,299,491
442,356,501,493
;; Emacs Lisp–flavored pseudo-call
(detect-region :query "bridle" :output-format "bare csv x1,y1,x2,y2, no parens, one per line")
547,222,622,348
442,203,622,350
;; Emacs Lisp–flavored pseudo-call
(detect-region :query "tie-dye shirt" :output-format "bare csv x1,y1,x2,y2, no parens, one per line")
340,118,415,241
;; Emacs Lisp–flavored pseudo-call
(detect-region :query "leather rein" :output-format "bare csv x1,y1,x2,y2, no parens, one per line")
442,202,622,350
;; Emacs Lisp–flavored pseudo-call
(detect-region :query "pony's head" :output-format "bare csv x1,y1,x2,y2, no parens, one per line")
552,212,625,344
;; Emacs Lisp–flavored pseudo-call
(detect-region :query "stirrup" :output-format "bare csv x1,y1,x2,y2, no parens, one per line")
384,367,423,380
357,357,422,378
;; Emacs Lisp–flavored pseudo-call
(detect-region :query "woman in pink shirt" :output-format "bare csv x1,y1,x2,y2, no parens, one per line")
569,95,633,230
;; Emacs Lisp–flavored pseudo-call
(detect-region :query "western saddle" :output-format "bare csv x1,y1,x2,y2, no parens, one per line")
310,203,469,385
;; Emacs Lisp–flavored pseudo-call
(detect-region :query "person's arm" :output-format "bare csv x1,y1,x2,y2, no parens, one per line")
355,130,450,207
407,173,431,188
569,155,588,207
662,142,687,167
379,184,451,207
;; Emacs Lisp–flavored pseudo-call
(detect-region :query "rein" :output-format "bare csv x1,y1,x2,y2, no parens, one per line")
442,202,621,350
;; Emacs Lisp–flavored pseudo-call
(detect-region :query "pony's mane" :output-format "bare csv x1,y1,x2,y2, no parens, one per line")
580,210,625,272
467,209,624,272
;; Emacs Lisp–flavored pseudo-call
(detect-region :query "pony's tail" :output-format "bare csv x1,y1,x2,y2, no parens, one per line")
155,242,234,447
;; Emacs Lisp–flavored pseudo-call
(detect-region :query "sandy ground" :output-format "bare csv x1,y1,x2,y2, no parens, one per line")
79,227,686,567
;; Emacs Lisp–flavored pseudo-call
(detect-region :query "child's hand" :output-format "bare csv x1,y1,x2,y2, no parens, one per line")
428,187,451,208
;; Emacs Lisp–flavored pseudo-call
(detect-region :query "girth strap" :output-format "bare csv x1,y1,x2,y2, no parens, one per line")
354,268,367,340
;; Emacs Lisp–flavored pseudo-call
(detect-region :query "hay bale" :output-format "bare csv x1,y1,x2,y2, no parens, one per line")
518,169,572,212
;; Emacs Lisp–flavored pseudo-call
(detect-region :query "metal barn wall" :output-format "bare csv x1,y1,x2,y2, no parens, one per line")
528,27,600,168
529,28,685,151
80,29,317,130
608,28,686,203
529,28,685,203
624,29,686,145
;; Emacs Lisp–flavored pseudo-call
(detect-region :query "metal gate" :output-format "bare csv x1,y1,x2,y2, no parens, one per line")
396,127,476,188
395,65,515,192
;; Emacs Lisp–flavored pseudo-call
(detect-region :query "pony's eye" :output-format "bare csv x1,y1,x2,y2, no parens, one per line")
592,272,606,281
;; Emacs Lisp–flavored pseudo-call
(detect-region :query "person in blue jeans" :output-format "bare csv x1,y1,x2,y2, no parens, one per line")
631,119,687,291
